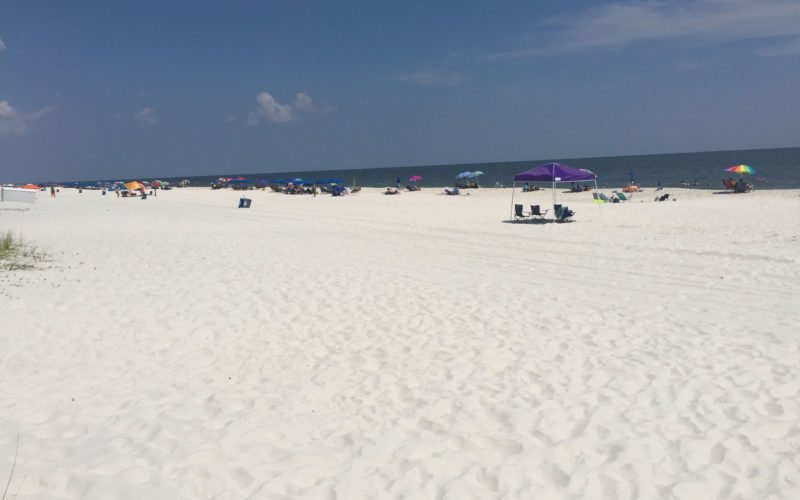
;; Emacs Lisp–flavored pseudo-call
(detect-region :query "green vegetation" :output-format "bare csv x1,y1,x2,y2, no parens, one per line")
0,230,46,271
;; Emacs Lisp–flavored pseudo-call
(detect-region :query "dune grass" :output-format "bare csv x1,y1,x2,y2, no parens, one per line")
0,230,46,271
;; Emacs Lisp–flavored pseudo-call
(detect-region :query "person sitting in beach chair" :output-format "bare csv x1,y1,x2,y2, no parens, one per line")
654,193,670,202
385,187,399,195
444,187,460,195
530,205,549,219
734,179,752,193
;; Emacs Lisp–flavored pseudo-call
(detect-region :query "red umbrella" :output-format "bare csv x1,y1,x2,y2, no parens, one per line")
21,184,41,189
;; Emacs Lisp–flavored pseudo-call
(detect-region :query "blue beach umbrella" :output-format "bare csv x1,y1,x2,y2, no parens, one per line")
456,171,472,179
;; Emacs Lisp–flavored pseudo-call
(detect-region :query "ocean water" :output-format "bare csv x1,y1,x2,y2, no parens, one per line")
161,147,800,189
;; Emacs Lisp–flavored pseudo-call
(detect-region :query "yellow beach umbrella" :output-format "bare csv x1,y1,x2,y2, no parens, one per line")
125,181,145,191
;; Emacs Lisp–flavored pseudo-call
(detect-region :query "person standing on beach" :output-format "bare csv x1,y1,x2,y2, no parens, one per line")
50,186,56,198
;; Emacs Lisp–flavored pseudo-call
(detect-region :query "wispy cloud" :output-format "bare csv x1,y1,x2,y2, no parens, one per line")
400,70,466,86
30,105,54,119
247,91,334,126
0,38,6,52
759,36,800,56
134,107,159,126
492,0,800,58
0,100,25,135
0,100,53,135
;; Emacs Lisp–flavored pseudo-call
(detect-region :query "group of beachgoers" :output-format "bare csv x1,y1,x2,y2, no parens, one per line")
265,182,360,196
724,177,754,193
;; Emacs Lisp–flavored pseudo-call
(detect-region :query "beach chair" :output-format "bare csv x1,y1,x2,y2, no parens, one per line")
514,204,530,222
592,192,604,203
530,205,549,220
723,178,736,192
615,192,630,201
554,204,574,222
598,193,615,203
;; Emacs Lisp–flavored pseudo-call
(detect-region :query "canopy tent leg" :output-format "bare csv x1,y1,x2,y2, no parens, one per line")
510,182,517,221
594,179,602,217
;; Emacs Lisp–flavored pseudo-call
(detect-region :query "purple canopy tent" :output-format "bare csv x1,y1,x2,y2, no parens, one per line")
510,163,598,220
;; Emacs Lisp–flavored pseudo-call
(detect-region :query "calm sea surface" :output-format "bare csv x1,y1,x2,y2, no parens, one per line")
107,147,800,189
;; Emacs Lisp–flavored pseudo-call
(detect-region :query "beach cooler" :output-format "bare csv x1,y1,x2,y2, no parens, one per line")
238,198,252,208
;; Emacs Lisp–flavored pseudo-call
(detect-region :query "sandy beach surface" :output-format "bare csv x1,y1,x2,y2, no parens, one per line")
2,186,799,499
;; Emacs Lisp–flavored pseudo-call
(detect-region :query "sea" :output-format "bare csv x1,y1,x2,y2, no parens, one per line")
93,147,800,189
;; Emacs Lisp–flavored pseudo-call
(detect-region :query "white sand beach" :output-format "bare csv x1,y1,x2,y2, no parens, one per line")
2,186,799,499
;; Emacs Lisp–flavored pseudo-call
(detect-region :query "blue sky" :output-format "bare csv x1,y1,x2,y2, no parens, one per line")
2,0,799,182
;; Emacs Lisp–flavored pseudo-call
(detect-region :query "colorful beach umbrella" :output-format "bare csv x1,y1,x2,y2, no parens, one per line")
125,181,145,191
726,164,755,175
21,184,41,189
408,175,422,182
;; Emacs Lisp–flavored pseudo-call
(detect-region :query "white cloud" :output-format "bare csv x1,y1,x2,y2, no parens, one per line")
134,107,159,126
0,100,27,135
223,113,237,123
492,0,800,58
400,71,466,86
247,91,334,125
0,101,55,135
293,92,337,113
0,38,6,52
248,92,293,125
294,92,314,112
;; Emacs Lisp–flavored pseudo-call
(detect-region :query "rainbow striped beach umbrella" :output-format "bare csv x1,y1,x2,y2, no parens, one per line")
725,164,755,175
